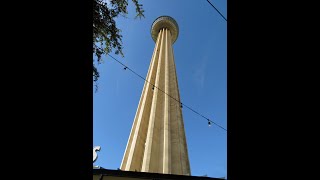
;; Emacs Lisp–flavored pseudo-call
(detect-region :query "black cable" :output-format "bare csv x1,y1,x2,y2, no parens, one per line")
206,0,227,21
107,54,227,132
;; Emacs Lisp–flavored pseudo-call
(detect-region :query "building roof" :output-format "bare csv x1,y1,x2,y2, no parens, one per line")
93,168,225,180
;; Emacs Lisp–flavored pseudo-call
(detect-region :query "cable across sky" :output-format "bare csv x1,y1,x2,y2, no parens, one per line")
107,54,227,132
206,0,227,21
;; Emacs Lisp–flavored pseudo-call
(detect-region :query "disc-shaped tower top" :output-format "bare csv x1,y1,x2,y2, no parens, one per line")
151,16,179,44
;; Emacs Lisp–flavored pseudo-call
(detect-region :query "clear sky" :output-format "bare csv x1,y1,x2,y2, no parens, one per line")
93,0,227,178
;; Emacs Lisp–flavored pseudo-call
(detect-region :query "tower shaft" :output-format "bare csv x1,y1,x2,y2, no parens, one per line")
120,17,190,175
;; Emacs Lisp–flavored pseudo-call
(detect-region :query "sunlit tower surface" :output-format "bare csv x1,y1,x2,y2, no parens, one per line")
120,16,191,175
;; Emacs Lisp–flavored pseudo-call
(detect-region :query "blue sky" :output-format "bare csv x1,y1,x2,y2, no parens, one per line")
93,0,227,178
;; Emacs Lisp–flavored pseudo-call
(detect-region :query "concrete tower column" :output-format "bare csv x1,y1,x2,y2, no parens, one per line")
120,16,191,176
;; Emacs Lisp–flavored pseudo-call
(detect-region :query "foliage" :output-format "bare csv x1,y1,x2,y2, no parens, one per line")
93,0,144,91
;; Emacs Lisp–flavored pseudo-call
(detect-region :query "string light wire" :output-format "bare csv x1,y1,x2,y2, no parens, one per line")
106,54,227,132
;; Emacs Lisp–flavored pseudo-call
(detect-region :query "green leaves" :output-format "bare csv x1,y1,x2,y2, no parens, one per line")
93,0,144,92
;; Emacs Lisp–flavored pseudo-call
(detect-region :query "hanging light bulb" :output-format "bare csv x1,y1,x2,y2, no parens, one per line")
152,85,155,90
180,103,183,108
123,67,127,70
208,121,211,127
